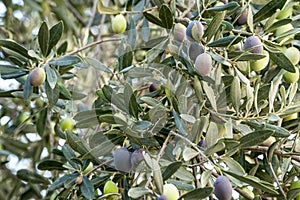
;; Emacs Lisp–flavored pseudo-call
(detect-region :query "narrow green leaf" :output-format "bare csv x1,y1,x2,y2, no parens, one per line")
159,4,173,29
265,18,292,33
17,169,50,184
85,57,112,73
47,21,63,56
204,11,226,42
202,81,217,111
208,1,239,11
62,144,79,170
253,0,286,23
228,51,266,61
268,50,295,72
57,41,68,55
208,35,242,47
45,65,58,89
124,83,139,119
287,188,300,200
38,22,49,57
243,120,290,137
179,187,213,200
239,130,274,148
231,76,241,112
224,171,278,195
143,12,163,27
49,55,81,66
48,173,79,191
66,131,90,155
153,159,163,195
128,187,152,199
162,161,182,181
80,176,95,200
97,0,119,14
36,108,47,137
0,39,32,59
23,74,33,105
45,81,59,107
173,110,189,135
38,160,66,170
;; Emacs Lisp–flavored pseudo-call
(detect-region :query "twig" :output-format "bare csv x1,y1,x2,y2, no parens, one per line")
86,158,113,176
156,132,172,161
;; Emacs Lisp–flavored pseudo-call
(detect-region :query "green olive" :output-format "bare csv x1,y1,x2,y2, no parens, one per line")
60,117,75,131
283,67,299,83
112,14,127,34
250,50,269,71
103,180,119,194
162,183,179,200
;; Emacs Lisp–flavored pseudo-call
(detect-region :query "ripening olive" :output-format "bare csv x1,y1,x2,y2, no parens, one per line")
283,67,299,83
29,68,46,87
243,36,263,54
236,8,248,26
113,148,132,173
250,50,269,71
131,148,145,169
162,183,180,200
186,20,203,42
194,53,213,76
189,42,204,62
284,47,300,65
214,176,232,200
173,23,186,42
112,14,127,34
156,196,168,200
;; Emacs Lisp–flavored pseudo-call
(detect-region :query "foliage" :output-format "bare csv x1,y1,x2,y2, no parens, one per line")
0,0,300,199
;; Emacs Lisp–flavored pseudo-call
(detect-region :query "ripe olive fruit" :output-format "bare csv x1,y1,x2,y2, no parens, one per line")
236,8,248,26
194,53,213,76
60,117,75,131
103,180,119,194
243,36,263,54
29,68,46,87
189,42,204,62
112,14,127,34
250,50,269,71
283,67,299,83
131,148,145,169
186,20,203,42
284,47,300,65
162,183,180,200
214,176,232,200
290,180,300,200
173,23,186,42
113,148,132,172
198,139,207,148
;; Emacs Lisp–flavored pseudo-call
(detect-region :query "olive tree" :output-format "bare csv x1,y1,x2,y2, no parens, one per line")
0,0,300,199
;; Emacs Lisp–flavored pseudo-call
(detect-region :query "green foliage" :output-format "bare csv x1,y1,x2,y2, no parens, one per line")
0,0,300,199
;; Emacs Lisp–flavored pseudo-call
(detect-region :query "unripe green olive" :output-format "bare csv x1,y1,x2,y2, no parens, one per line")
283,67,299,83
189,42,204,62
82,162,93,174
250,50,269,71
173,23,186,42
60,117,75,131
186,20,203,42
284,47,300,65
194,53,213,76
214,176,232,200
275,23,293,42
113,148,132,172
112,14,127,34
103,180,119,194
162,183,179,200
29,68,46,87
243,36,263,54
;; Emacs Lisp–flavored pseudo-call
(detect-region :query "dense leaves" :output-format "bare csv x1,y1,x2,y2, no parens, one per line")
0,0,300,199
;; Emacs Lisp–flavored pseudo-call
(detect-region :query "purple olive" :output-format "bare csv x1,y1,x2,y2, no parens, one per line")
113,148,132,173
214,176,232,200
243,36,263,54
236,8,248,26
189,42,204,62
131,148,145,169
186,20,204,42
194,53,213,76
